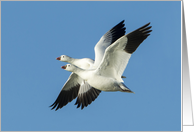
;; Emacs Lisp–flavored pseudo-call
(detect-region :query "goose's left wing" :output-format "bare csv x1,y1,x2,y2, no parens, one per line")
96,23,152,81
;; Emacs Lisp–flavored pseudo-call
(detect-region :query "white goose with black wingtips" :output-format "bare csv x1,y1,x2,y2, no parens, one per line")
50,20,126,110
62,22,152,97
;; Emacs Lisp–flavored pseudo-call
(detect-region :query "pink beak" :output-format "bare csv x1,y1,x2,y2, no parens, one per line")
56,57,61,60
61,65,67,69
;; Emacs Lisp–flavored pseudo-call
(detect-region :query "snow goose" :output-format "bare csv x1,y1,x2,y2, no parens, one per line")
50,20,126,110
61,22,152,94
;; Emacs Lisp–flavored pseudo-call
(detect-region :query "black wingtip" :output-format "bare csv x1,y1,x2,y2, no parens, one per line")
120,20,125,24
50,84,80,111
144,22,151,27
124,22,152,54
106,20,126,45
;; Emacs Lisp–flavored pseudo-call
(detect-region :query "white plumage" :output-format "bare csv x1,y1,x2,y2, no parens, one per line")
62,22,152,94
51,20,126,110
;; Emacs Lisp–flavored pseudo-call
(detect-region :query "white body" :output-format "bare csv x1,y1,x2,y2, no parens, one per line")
64,36,133,93
63,22,152,94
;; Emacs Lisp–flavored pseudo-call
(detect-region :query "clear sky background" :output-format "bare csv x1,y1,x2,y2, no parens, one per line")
1,1,181,131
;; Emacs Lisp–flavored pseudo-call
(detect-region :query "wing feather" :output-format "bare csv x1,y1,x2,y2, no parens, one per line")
75,81,101,109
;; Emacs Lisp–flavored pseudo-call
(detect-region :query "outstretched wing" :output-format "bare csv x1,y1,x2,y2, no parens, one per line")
96,23,152,82
50,73,82,111
93,20,126,69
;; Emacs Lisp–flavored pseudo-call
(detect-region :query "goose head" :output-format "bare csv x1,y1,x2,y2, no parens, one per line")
61,64,77,72
56,55,71,62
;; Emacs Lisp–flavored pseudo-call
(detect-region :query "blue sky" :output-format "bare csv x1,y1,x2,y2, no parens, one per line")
1,1,181,131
